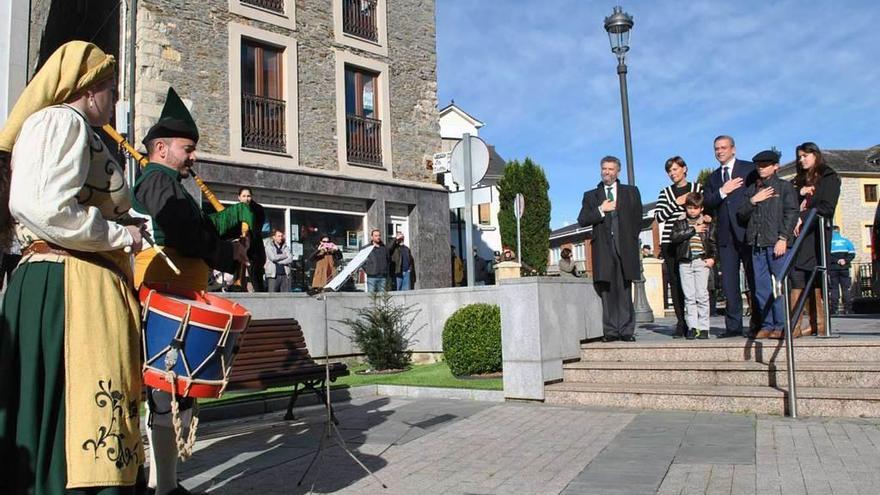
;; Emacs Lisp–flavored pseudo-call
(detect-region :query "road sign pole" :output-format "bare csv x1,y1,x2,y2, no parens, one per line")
463,133,475,287
516,214,522,265
514,193,524,266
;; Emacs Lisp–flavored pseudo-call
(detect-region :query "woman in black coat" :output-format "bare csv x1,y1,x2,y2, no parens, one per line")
790,142,841,336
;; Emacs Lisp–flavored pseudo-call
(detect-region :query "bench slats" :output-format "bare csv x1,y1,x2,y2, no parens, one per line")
226,317,348,393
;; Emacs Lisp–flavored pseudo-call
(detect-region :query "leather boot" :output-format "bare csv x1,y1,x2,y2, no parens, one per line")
789,288,805,338
801,289,818,337
813,288,827,336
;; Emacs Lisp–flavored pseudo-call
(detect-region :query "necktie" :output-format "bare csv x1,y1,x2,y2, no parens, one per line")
722,166,730,183
606,187,614,201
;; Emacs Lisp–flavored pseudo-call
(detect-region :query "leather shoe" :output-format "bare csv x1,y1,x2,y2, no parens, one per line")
755,329,772,339
620,335,636,342
601,336,618,342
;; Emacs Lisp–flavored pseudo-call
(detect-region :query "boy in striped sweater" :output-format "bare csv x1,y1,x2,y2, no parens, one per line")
669,193,717,339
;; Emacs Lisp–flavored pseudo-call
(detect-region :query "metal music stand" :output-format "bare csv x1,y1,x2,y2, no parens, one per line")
297,285,387,491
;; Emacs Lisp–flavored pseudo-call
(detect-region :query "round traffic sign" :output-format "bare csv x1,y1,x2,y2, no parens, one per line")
450,135,490,187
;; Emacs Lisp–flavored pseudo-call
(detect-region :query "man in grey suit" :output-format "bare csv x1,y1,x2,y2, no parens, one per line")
578,156,644,342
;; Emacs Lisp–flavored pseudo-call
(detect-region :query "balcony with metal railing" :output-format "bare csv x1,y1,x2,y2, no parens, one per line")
342,0,378,42
346,114,382,167
241,0,284,14
241,93,286,153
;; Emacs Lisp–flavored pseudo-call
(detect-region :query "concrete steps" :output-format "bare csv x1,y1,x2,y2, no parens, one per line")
544,382,880,417
578,339,880,363
546,339,880,417
562,361,880,388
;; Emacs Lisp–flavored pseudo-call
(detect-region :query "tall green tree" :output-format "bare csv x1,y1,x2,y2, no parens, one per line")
496,157,551,273
696,167,713,187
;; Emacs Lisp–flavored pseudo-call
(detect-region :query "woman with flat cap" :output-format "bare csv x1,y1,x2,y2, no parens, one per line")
0,41,145,493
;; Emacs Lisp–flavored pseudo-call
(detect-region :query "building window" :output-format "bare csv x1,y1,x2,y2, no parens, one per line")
345,65,382,167
550,247,561,265
573,243,586,261
865,184,878,203
866,224,874,251
241,39,285,153
241,0,284,14
342,0,378,42
477,203,491,225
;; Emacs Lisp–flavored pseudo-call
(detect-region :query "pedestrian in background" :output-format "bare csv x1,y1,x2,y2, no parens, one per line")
390,232,415,290
364,229,390,293
829,226,856,315
473,248,489,285
451,245,464,287
558,247,579,277
310,234,341,290
239,187,267,292
264,229,293,292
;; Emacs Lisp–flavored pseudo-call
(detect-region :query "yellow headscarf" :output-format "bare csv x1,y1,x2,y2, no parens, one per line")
0,40,116,152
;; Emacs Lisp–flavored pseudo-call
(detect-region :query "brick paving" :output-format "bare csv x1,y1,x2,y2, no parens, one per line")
167,395,880,494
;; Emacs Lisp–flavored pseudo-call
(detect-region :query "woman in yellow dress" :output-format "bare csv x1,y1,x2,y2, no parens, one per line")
0,41,144,494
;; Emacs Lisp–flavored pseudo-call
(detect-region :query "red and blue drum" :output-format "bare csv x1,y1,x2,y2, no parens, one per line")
140,285,251,398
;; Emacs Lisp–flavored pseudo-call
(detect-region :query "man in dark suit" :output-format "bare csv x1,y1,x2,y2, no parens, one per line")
703,135,758,337
578,156,643,342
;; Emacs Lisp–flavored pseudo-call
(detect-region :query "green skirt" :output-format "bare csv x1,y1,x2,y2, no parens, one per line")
0,261,141,494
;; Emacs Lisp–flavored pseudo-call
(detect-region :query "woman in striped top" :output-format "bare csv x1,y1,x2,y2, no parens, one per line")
654,156,703,337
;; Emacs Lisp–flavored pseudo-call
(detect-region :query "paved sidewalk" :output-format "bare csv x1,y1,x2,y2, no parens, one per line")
169,395,880,494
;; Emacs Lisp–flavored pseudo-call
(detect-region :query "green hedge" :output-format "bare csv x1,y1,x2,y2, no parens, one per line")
442,303,502,376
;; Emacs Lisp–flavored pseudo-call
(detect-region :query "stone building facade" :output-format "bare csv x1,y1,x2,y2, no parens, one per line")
131,0,448,288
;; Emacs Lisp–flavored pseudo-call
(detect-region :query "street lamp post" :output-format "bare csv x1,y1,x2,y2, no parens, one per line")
604,5,653,323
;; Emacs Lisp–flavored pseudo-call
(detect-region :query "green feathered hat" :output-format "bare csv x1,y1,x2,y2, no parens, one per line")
142,87,199,145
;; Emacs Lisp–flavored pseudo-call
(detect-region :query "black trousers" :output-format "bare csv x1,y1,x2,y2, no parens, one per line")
661,245,687,332
596,252,634,339
718,241,757,335
828,270,852,313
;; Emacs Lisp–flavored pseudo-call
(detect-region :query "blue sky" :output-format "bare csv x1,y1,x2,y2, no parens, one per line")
435,0,880,229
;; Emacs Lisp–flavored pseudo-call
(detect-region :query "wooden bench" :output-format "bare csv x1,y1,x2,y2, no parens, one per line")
226,318,349,421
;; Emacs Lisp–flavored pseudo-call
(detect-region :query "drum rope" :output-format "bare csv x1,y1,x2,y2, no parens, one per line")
163,369,199,460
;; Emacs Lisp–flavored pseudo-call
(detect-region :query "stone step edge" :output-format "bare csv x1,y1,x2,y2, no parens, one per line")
581,340,880,350
544,383,880,400
563,361,880,372
580,339,880,350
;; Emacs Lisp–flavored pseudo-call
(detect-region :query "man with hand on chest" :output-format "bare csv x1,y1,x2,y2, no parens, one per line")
578,155,644,342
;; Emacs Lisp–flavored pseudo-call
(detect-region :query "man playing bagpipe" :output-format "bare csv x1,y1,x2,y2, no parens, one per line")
132,87,250,495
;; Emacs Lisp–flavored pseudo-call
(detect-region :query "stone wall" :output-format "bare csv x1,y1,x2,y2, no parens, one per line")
136,0,440,183
837,176,877,265
28,0,120,77
223,276,605,403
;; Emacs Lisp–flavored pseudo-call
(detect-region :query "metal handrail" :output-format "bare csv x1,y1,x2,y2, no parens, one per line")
777,208,818,281
770,207,834,418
